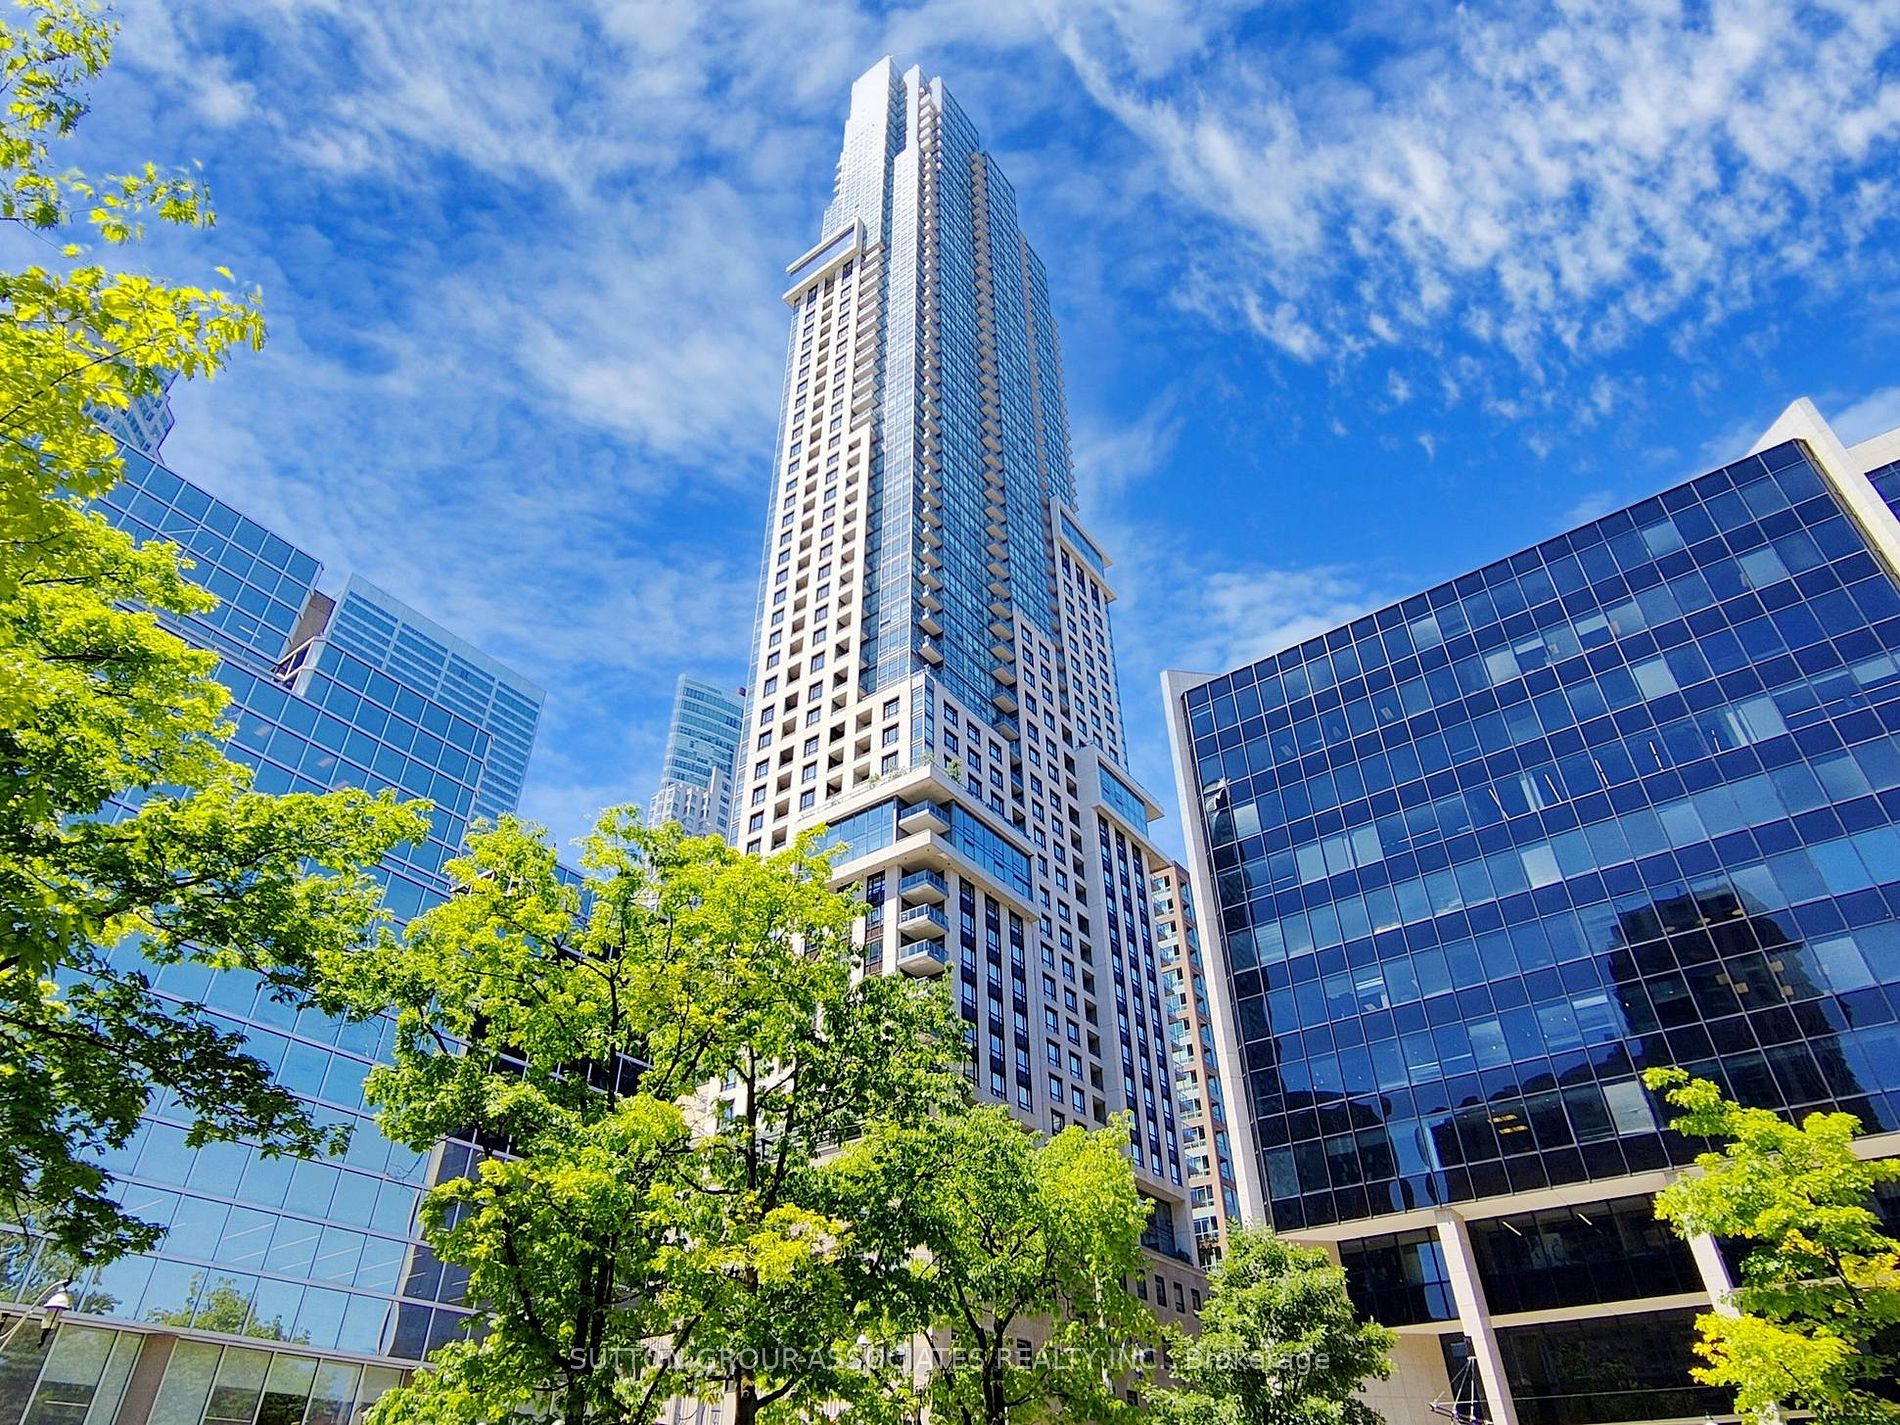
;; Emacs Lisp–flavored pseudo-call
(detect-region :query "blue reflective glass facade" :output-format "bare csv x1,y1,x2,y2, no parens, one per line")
1,447,544,1377
810,62,1075,723
1177,438,1900,1232
1872,457,1900,516
324,576,543,825
648,675,744,838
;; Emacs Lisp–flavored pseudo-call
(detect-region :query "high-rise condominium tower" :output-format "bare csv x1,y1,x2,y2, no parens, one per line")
648,675,745,839
736,58,1199,1280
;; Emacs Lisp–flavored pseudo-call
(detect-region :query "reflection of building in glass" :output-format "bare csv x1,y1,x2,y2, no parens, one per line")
733,56,1203,1308
648,675,744,839
0,441,544,1422
95,372,176,460
1166,399,1900,1425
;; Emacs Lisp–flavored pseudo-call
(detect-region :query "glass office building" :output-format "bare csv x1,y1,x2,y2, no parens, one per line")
0,442,544,1424
647,675,745,839
1165,399,1900,1425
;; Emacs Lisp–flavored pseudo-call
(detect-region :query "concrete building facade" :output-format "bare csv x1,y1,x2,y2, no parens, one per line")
1149,863,1242,1266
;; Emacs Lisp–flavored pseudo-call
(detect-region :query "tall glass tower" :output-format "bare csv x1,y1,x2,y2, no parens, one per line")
1165,399,1900,1425
0,443,544,1424
737,59,1201,1298
647,675,744,840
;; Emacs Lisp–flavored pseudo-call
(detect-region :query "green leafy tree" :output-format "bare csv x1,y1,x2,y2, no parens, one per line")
1151,1227,1394,1425
0,0,425,1267
1646,1068,1900,1425
856,1105,1157,1425
326,813,968,1425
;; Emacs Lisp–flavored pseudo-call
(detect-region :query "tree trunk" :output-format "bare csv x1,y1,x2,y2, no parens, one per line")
735,1373,760,1425
983,1351,1008,1425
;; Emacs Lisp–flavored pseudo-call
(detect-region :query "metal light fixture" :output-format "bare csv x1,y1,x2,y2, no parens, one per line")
37,1284,72,1348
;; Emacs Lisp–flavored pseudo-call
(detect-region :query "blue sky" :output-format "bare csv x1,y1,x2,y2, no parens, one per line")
78,0,1900,858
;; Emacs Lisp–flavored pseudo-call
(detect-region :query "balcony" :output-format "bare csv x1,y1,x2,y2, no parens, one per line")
898,801,950,836
900,868,948,904
898,903,949,939
896,939,949,977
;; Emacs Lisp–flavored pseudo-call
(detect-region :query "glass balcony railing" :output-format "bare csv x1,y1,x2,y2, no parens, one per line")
898,903,949,937
899,868,948,901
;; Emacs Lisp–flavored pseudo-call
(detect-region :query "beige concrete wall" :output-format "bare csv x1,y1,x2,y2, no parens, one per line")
1362,1331,1455,1425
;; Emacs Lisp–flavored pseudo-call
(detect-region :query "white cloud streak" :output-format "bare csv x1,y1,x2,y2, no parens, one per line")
1834,384,1900,447
1044,0,1900,373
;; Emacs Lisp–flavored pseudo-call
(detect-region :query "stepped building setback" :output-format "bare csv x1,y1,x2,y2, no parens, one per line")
736,56,1203,1298
1165,399,1900,1425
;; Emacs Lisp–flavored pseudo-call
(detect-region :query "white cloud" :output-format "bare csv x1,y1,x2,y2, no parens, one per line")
1044,0,1900,375
1162,563,1384,675
1088,464,1392,850
1833,384,1900,447
1559,488,1618,528
1072,389,1184,499
94,0,1105,847
92,0,1900,857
